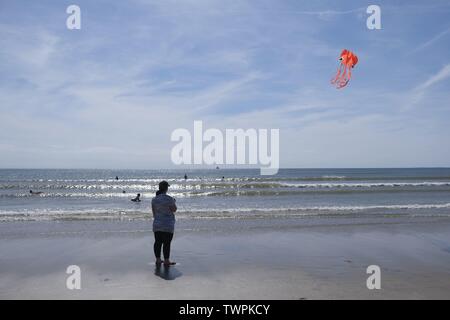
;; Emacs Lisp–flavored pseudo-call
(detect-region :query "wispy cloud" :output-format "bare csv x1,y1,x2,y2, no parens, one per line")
417,64,450,91
407,64,450,108
410,27,450,54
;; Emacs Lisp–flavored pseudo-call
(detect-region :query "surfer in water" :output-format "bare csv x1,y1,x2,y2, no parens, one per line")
29,190,43,195
131,193,141,202
152,181,177,266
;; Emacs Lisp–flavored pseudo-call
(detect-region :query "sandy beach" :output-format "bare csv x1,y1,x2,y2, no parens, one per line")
1,218,450,299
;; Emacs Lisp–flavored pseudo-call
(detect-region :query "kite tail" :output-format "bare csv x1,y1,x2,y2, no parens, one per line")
331,64,345,85
336,66,351,89
342,67,352,88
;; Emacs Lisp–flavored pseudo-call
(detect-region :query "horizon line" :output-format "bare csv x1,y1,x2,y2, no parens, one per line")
1,167,450,171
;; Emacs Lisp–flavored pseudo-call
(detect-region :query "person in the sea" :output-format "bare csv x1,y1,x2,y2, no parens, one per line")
152,181,177,266
29,190,43,195
115,176,119,180
131,193,141,202
184,174,187,180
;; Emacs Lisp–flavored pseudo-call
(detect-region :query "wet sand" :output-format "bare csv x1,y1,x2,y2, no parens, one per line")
1,219,450,299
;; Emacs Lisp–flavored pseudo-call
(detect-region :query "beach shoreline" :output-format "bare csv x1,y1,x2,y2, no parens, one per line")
1,218,450,299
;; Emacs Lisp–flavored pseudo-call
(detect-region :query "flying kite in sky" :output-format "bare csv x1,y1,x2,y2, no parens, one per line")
331,49,358,89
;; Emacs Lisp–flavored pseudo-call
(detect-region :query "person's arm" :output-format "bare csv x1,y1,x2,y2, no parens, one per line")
169,198,177,213
151,202,156,217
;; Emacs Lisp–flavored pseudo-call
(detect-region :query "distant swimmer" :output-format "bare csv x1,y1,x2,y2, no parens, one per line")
115,176,119,180
131,193,141,202
29,190,43,195
184,174,188,180
122,190,126,194
222,176,225,181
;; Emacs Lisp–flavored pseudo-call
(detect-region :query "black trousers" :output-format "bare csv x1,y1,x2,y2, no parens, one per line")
154,231,174,260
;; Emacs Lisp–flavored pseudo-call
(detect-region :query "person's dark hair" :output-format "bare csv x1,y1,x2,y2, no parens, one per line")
158,180,170,193
137,193,141,197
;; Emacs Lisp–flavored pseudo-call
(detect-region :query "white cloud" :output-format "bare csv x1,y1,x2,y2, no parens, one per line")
406,64,450,108
417,64,450,91
411,27,450,53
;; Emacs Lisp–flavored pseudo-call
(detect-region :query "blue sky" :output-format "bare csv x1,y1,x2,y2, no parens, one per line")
1,0,450,168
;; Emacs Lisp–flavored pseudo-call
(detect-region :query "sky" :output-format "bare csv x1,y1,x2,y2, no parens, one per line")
0,0,450,169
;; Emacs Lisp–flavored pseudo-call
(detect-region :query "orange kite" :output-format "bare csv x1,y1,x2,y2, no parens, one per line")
331,49,358,89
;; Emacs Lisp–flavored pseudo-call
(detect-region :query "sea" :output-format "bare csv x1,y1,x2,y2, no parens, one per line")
0,168,450,226
1,168,450,228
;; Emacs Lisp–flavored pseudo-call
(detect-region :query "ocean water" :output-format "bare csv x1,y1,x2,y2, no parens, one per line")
1,168,450,223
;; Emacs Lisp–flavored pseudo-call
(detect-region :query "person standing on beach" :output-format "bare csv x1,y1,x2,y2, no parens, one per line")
151,181,177,266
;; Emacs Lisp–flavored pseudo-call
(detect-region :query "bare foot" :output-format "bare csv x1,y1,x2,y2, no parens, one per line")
163,260,176,266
